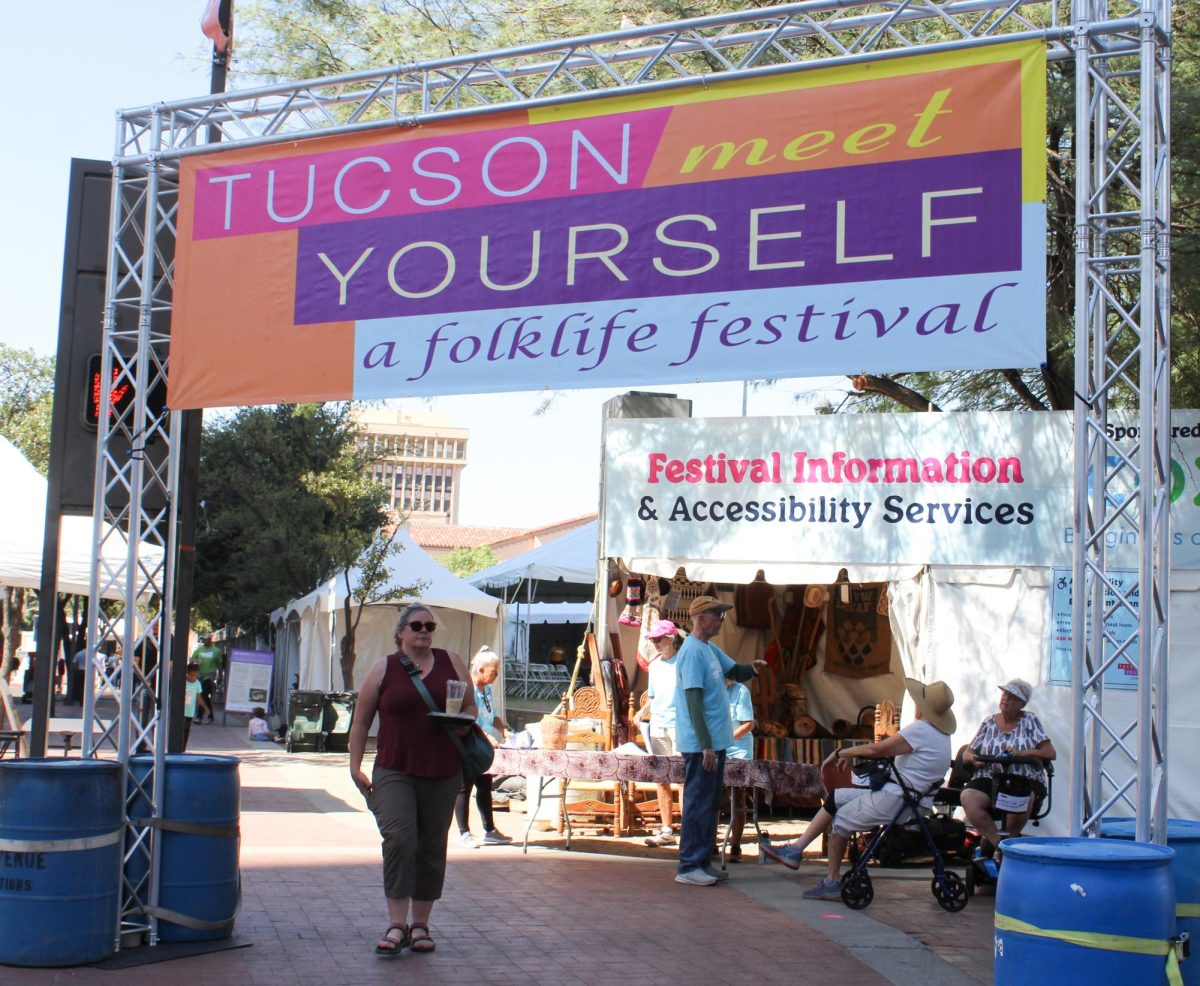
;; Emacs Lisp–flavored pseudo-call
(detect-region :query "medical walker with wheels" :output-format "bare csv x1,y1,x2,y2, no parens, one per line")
838,758,968,912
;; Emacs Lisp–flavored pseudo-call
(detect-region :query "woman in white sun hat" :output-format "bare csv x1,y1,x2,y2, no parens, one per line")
761,678,956,900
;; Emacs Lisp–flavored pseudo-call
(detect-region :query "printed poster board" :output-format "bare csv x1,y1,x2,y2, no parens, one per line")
1047,569,1139,690
225,648,275,713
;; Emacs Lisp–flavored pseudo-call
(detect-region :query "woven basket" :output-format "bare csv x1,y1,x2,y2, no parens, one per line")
540,714,568,750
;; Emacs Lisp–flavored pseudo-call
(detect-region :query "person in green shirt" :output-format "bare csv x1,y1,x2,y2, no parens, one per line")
190,635,224,723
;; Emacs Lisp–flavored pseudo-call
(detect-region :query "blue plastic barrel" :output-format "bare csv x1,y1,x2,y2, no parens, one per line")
0,759,124,966
995,836,1177,985
127,754,240,942
1102,818,1200,985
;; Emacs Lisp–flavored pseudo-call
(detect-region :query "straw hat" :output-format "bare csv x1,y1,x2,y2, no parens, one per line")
688,595,732,619
904,678,956,734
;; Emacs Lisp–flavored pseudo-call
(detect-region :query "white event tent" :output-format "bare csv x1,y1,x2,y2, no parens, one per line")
0,437,162,598
273,525,503,697
470,519,598,591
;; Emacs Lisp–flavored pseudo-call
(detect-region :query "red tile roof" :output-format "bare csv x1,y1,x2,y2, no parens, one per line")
408,522,527,550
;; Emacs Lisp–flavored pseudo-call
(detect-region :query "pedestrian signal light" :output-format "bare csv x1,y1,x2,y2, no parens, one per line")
83,353,134,429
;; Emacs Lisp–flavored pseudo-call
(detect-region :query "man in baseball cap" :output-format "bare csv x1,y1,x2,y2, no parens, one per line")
673,595,766,886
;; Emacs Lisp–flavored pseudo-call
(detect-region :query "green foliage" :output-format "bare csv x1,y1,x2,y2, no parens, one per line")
0,344,54,474
333,524,426,688
193,403,389,634
441,544,500,578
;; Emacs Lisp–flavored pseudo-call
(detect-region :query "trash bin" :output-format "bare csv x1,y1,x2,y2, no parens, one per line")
286,690,327,752
323,692,356,753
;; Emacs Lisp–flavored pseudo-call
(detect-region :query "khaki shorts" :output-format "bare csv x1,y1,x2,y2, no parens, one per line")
649,727,677,757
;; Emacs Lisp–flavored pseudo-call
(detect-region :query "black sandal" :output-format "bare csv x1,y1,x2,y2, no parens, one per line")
374,923,409,957
409,922,436,954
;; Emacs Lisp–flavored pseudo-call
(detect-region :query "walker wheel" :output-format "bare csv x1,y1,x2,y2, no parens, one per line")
933,871,969,912
965,862,977,897
842,872,874,910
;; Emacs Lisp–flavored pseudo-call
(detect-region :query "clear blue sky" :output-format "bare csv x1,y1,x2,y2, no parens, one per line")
1,2,840,527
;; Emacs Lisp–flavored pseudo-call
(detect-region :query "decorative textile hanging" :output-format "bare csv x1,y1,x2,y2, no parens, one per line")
618,573,644,627
662,568,708,631
733,570,774,629
824,583,892,679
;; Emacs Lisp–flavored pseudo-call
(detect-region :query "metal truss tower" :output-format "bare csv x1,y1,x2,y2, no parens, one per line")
90,0,1171,943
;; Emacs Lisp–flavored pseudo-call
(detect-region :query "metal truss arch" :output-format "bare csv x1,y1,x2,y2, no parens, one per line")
91,0,1172,943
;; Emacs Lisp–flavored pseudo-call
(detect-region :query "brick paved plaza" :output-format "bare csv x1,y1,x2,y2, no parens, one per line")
0,724,996,985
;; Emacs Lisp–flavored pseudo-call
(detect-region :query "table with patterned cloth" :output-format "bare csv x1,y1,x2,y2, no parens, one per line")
489,748,823,852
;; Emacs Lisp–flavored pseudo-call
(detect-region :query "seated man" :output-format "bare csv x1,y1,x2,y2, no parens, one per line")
760,679,956,900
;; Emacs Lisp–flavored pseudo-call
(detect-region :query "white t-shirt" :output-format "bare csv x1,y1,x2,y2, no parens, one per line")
885,719,951,797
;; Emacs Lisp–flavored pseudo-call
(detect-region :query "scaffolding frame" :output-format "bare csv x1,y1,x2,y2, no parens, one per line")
87,0,1171,942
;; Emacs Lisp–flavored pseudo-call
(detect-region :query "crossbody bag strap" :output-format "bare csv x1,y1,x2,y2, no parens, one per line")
399,652,471,764
398,653,441,713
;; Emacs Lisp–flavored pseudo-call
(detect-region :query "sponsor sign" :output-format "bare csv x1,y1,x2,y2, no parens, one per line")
169,42,1046,408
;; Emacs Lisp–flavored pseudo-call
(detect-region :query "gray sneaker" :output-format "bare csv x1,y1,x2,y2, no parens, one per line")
702,864,730,883
674,868,718,886
482,829,512,845
802,877,845,901
644,829,676,847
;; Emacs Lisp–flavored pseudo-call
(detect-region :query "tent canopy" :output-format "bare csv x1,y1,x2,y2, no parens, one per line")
285,525,500,620
0,437,161,598
471,520,598,589
276,525,503,694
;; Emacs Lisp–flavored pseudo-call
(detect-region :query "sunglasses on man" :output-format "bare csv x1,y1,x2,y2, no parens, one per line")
405,621,437,632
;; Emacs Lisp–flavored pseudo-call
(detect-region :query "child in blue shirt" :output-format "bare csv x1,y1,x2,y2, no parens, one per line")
724,673,756,861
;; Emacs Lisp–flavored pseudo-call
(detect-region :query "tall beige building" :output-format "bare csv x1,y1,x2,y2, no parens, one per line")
352,409,469,524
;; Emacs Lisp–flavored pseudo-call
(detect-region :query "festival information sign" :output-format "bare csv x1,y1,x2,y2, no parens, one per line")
1047,568,1139,690
224,648,275,713
605,410,1200,571
169,42,1046,408
604,411,1074,569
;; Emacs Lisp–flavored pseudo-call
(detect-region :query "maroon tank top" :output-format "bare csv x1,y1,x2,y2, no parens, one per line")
374,648,464,778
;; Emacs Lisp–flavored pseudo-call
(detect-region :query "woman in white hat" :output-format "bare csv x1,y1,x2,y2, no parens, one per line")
960,678,1056,854
760,678,956,901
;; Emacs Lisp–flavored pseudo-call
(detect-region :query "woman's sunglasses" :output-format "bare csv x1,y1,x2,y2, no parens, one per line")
405,621,437,633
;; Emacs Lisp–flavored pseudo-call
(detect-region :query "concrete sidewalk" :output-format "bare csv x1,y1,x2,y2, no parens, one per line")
0,723,995,985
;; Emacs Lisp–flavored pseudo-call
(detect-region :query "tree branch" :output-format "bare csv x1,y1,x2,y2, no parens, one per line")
848,374,942,412
1000,369,1047,410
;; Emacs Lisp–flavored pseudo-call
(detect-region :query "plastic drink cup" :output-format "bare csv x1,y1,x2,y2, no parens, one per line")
445,680,467,714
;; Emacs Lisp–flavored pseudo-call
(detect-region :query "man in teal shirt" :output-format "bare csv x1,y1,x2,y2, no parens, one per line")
190,635,224,723
673,596,766,886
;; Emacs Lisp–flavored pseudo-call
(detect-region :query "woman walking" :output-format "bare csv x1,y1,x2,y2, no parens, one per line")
454,646,512,847
349,603,475,957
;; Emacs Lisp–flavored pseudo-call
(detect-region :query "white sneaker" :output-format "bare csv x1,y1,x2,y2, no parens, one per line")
674,868,718,886
645,829,676,847
458,831,476,847
702,864,730,883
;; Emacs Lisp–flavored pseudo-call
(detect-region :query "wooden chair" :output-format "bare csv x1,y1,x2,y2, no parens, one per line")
0,678,27,758
558,685,625,835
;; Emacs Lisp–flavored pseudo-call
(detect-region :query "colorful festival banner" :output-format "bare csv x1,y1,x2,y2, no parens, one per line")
603,411,1200,571
169,42,1047,408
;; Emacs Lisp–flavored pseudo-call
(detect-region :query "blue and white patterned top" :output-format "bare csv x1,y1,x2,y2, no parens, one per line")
969,711,1049,780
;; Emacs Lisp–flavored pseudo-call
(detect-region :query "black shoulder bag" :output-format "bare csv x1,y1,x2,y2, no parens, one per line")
399,654,496,783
